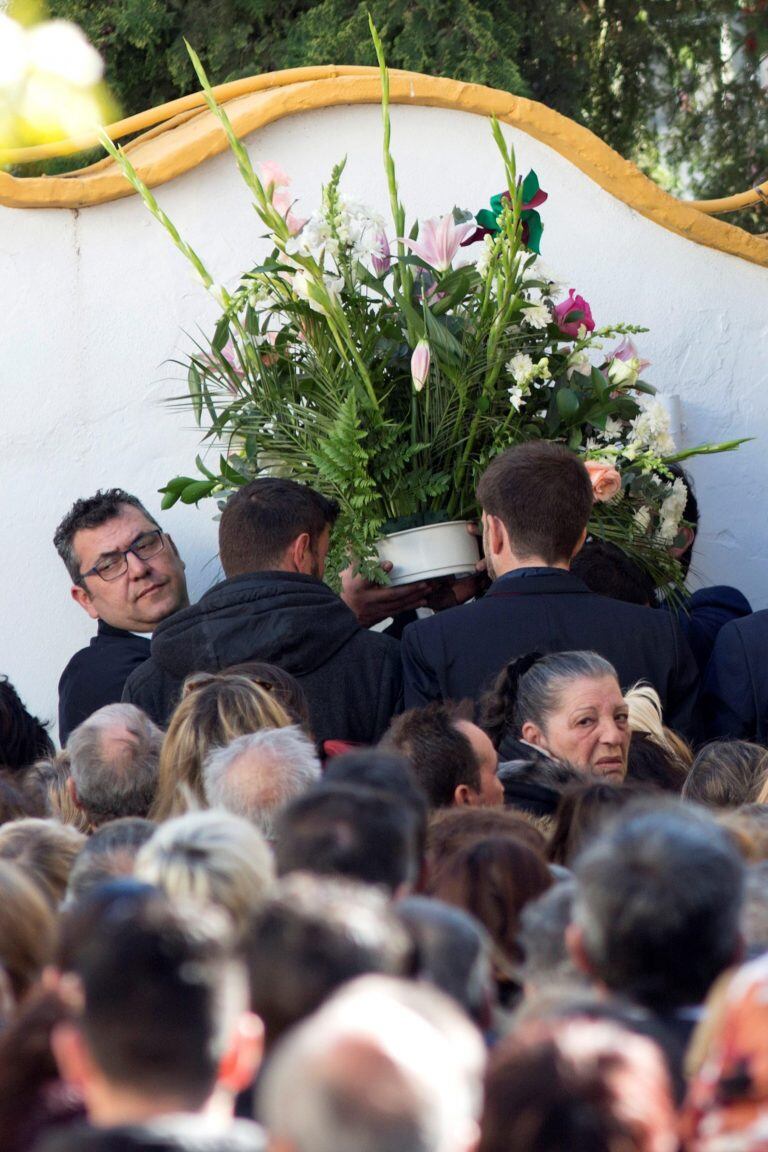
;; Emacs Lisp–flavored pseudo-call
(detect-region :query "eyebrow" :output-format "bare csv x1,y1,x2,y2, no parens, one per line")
93,529,158,563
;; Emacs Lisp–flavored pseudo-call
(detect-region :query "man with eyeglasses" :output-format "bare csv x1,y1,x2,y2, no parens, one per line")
54,489,190,743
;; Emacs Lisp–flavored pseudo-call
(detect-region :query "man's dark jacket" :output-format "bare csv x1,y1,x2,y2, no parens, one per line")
401,569,699,736
123,571,402,745
697,609,768,742
58,621,151,743
37,1116,265,1152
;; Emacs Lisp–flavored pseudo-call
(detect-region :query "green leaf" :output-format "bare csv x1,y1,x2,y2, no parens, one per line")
188,364,203,425
556,389,580,418
179,479,217,505
212,314,230,353
424,309,463,365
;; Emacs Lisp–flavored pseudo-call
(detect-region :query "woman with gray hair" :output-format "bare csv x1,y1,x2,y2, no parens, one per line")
480,651,630,783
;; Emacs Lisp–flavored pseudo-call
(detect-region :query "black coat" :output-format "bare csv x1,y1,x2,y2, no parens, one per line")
123,571,402,745
401,570,699,737
37,1117,265,1152
58,621,151,743
697,609,768,742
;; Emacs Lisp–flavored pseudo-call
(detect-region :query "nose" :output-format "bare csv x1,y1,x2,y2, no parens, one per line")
598,718,625,747
126,548,152,577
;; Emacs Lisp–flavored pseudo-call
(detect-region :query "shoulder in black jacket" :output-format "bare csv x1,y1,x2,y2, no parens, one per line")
697,608,768,742
58,621,151,743
123,571,402,745
401,570,699,737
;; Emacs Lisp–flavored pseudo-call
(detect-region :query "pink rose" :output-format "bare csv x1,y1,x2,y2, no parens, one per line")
554,289,595,338
585,461,621,502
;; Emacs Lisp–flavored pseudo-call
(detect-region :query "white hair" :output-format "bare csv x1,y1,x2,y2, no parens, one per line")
202,725,321,839
260,975,485,1152
134,809,274,936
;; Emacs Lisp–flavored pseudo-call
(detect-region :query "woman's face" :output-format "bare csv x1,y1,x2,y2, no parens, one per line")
522,675,630,781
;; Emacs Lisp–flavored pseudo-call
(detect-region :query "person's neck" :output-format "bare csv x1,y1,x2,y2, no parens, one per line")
86,1080,223,1129
494,554,570,578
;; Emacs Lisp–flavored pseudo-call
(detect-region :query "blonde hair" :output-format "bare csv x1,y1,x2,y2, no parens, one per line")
151,673,292,821
624,682,693,769
135,809,274,939
0,818,86,908
0,860,56,1005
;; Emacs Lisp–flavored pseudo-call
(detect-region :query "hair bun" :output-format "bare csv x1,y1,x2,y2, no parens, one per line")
505,652,544,698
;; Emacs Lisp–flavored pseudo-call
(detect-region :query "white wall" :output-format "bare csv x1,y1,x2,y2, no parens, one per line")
1,102,766,738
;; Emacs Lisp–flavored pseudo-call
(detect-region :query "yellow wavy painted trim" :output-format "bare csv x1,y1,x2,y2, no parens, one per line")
0,66,765,269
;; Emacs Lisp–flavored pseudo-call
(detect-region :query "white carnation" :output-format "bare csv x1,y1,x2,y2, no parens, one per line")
506,353,535,384
521,303,551,330
627,399,677,458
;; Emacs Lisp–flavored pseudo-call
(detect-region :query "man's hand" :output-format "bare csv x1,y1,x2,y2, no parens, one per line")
340,561,434,628
424,521,489,610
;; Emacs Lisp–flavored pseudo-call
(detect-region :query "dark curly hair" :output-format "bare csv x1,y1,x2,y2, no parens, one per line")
0,677,55,771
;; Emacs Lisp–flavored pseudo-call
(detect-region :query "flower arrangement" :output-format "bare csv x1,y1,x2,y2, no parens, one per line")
101,24,743,587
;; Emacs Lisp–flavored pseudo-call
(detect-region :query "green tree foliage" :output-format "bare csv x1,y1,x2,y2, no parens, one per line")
43,0,768,232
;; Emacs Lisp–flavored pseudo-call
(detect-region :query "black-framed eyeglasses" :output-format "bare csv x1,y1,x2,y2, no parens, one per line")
79,529,165,583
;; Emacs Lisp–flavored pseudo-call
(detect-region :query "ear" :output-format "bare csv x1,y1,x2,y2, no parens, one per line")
521,720,546,749
288,532,313,574
483,513,507,560
570,527,588,561
217,1012,264,1094
166,534,186,570
453,783,477,807
67,776,82,809
71,583,99,621
565,923,595,978
669,525,695,559
51,1021,94,1092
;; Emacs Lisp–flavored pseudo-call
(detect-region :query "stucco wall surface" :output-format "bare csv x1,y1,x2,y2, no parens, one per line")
1,102,766,737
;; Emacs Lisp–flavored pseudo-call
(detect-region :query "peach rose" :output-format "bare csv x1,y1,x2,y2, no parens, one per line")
585,461,622,502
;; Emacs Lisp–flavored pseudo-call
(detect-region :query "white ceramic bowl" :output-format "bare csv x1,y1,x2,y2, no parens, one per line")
376,520,480,585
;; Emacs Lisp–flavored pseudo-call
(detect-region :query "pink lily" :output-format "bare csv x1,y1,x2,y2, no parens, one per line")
258,160,290,190
371,231,391,277
607,336,651,375
399,213,476,272
411,340,431,392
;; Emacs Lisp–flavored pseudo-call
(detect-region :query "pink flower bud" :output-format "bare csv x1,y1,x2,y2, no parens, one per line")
371,231,391,276
411,340,431,392
554,289,595,338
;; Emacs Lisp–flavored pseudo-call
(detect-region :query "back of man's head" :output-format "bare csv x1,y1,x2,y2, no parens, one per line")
382,703,479,809
396,896,493,1025
203,725,321,839
218,478,340,578
67,704,162,825
572,803,745,1011
274,784,419,894
65,817,156,905
59,893,248,1110
323,749,429,863
244,873,413,1049
477,442,593,565
259,976,484,1152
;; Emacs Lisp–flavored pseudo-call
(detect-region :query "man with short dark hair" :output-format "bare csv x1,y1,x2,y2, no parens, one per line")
273,783,419,895
382,703,503,809
401,442,699,734
244,873,412,1051
44,893,264,1151
124,478,402,744
54,489,190,742
568,804,744,1051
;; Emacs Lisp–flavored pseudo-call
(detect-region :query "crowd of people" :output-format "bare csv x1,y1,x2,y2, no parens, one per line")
1,440,768,1151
